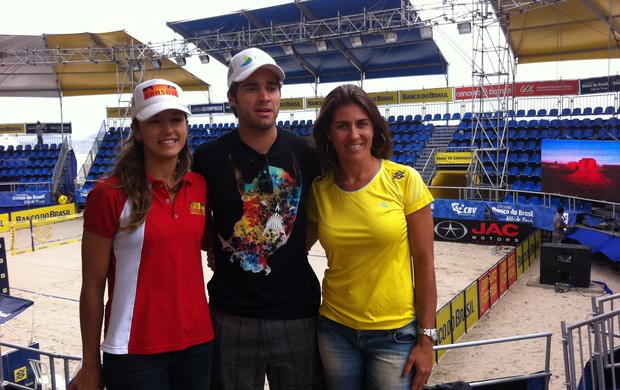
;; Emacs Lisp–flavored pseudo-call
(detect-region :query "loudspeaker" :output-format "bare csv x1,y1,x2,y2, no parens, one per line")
540,242,592,288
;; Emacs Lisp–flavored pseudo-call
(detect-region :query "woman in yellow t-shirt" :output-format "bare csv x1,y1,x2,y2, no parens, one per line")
307,84,437,390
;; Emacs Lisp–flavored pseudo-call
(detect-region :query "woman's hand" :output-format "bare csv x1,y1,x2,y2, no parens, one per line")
402,336,434,390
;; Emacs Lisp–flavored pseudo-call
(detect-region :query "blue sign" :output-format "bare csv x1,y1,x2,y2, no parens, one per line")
0,191,51,207
487,202,576,230
579,75,620,94
190,103,225,115
431,199,486,220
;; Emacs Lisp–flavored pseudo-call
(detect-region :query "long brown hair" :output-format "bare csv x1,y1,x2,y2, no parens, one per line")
110,117,192,232
312,84,393,173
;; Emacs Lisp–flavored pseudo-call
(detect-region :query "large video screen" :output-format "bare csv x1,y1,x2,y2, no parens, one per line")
541,139,620,203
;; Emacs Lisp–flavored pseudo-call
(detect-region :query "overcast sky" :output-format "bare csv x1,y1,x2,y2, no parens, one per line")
2,0,618,141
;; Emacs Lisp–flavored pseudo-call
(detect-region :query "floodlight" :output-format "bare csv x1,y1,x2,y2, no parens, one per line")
199,54,210,64
130,61,141,71
283,44,294,55
419,26,433,40
224,50,233,62
175,56,187,67
316,40,327,52
150,59,162,69
350,35,363,48
383,31,397,44
457,21,472,35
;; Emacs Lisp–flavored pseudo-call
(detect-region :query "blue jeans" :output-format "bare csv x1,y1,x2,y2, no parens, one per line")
317,315,418,390
102,341,213,390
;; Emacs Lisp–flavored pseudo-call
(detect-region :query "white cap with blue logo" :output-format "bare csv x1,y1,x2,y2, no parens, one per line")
227,48,285,88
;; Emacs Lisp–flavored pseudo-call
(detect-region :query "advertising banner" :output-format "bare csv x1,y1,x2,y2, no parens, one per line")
431,199,486,220
489,264,499,308
515,80,579,97
464,282,479,331
0,192,51,208
450,291,467,343
399,87,452,103
433,218,532,245
435,151,473,166
455,85,513,100
0,124,25,134
11,203,75,226
306,97,324,110
435,303,453,360
487,202,573,230
368,91,398,106
26,122,72,134
280,98,304,111
499,258,508,297
508,250,518,286
478,272,490,317
190,103,226,115
580,75,620,94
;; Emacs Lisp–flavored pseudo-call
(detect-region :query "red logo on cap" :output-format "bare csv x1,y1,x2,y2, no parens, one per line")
142,84,179,100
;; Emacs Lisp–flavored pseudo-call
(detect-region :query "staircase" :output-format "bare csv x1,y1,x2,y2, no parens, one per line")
414,126,458,184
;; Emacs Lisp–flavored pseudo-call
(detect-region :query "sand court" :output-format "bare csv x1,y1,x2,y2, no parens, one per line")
4,237,504,356
4,227,619,390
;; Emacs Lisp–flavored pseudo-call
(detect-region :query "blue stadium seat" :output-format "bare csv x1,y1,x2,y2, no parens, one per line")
582,107,593,116
534,181,542,192
522,181,535,191
572,107,582,116
537,108,547,117
604,106,615,115
512,180,523,190
508,166,520,177
527,196,540,206
593,106,603,115
504,194,514,203
549,108,559,117
525,141,537,151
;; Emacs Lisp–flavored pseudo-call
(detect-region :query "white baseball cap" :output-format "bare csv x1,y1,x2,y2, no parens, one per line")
131,79,191,121
227,48,285,88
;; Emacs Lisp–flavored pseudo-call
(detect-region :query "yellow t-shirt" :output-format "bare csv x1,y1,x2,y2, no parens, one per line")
307,159,433,330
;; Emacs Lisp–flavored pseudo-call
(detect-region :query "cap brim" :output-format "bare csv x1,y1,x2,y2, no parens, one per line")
134,102,191,121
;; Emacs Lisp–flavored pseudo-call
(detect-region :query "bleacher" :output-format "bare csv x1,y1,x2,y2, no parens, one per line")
78,103,619,230
0,143,61,192
444,105,620,208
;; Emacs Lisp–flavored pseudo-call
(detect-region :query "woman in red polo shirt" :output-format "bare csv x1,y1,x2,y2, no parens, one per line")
70,79,214,390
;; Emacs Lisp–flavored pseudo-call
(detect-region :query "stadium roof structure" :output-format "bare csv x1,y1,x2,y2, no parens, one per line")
496,0,620,64
0,31,210,98
166,0,450,85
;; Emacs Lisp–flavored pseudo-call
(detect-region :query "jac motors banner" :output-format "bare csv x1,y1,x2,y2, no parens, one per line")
433,218,532,245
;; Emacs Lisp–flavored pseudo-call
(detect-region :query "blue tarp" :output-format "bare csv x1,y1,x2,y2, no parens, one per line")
167,0,449,85
0,294,33,325
568,228,620,263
